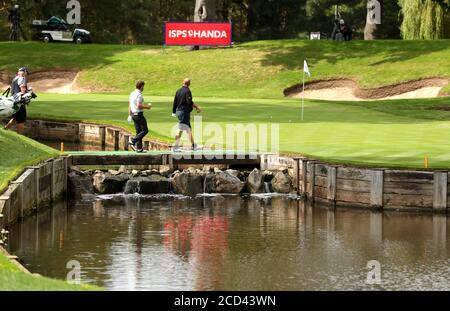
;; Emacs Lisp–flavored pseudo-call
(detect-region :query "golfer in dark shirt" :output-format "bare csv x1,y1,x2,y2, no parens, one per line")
172,78,202,152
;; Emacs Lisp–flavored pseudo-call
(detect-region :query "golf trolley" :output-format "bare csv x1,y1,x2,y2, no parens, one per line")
0,88,37,119
31,16,91,44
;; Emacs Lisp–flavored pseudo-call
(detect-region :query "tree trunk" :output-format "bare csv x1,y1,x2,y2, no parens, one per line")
191,0,216,50
364,0,381,40
194,0,216,22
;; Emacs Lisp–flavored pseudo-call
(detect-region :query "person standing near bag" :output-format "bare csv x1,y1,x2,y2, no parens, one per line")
4,67,29,133
128,80,151,153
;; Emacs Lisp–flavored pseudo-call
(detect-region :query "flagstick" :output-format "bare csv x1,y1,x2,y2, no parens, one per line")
301,69,305,121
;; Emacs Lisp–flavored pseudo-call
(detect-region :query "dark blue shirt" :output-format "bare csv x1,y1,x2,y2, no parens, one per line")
172,86,194,113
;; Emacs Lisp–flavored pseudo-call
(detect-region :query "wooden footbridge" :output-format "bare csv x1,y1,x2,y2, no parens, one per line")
67,150,261,168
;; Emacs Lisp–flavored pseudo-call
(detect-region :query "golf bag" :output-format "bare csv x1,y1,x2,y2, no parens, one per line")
0,88,37,118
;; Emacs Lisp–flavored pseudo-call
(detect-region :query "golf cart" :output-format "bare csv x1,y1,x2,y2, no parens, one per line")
0,88,37,119
31,16,91,44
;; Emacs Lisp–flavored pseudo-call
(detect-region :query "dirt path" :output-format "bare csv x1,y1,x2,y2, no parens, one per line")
285,78,449,101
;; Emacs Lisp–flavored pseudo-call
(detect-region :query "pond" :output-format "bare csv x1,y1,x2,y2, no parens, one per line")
7,195,450,291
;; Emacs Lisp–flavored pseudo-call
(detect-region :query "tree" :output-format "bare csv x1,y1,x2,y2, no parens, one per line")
364,0,380,39
194,0,216,22
191,0,216,49
399,0,448,40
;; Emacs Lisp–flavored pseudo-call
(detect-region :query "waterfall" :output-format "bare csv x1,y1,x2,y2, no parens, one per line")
168,172,175,194
203,175,207,194
264,182,271,193
203,174,213,194
124,179,138,194
136,179,141,194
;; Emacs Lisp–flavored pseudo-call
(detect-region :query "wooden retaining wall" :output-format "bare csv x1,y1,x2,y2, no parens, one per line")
21,120,171,151
0,156,71,228
3,121,449,216
263,154,449,212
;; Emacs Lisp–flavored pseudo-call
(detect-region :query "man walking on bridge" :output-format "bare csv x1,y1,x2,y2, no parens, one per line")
172,78,202,152
128,80,152,153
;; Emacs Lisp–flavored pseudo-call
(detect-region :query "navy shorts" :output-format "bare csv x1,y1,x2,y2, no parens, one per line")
177,111,191,130
12,106,27,124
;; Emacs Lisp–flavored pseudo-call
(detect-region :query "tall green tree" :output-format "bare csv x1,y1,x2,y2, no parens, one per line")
399,0,449,39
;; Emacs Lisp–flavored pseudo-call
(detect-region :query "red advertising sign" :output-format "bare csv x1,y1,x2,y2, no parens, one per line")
165,22,232,46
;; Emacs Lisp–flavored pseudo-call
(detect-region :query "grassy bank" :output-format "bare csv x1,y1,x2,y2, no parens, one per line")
0,129,58,192
27,93,450,169
0,40,450,98
0,251,99,291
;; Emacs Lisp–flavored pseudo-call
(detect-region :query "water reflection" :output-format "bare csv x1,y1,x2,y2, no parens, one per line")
7,196,450,291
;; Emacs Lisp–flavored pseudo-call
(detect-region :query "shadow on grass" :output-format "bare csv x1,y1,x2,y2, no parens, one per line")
244,39,450,72
0,42,153,73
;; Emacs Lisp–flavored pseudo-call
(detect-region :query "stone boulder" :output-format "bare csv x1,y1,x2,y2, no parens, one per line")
246,169,264,194
70,166,85,176
124,175,170,194
263,170,274,182
93,172,128,194
209,171,245,194
118,165,128,174
108,170,121,176
271,171,294,194
171,171,203,196
142,169,160,176
160,166,175,177
226,169,244,181
67,172,95,200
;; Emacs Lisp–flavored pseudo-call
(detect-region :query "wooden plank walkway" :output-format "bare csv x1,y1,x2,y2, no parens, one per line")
67,150,261,166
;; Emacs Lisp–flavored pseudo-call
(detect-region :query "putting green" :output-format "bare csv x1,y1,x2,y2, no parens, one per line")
27,93,450,169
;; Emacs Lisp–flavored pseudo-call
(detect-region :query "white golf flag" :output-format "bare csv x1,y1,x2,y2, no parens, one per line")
303,60,311,77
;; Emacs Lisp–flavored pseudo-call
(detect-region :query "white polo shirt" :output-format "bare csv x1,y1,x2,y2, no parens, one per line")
129,89,144,114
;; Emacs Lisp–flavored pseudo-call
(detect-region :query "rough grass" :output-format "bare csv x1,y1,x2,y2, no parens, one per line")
27,93,450,169
0,252,100,291
0,40,450,98
0,129,58,193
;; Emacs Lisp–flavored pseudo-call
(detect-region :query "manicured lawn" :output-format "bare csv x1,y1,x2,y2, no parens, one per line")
0,129,58,192
28,93,450,169
0,252,99,291
0,40,449,98
1,39,450,190
1,39,450,290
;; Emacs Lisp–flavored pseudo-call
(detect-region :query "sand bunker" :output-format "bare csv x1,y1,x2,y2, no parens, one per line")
284,78,449,101
0,70,83,94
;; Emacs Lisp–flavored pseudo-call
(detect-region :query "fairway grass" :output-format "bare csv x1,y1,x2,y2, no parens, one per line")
28,93,450,170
